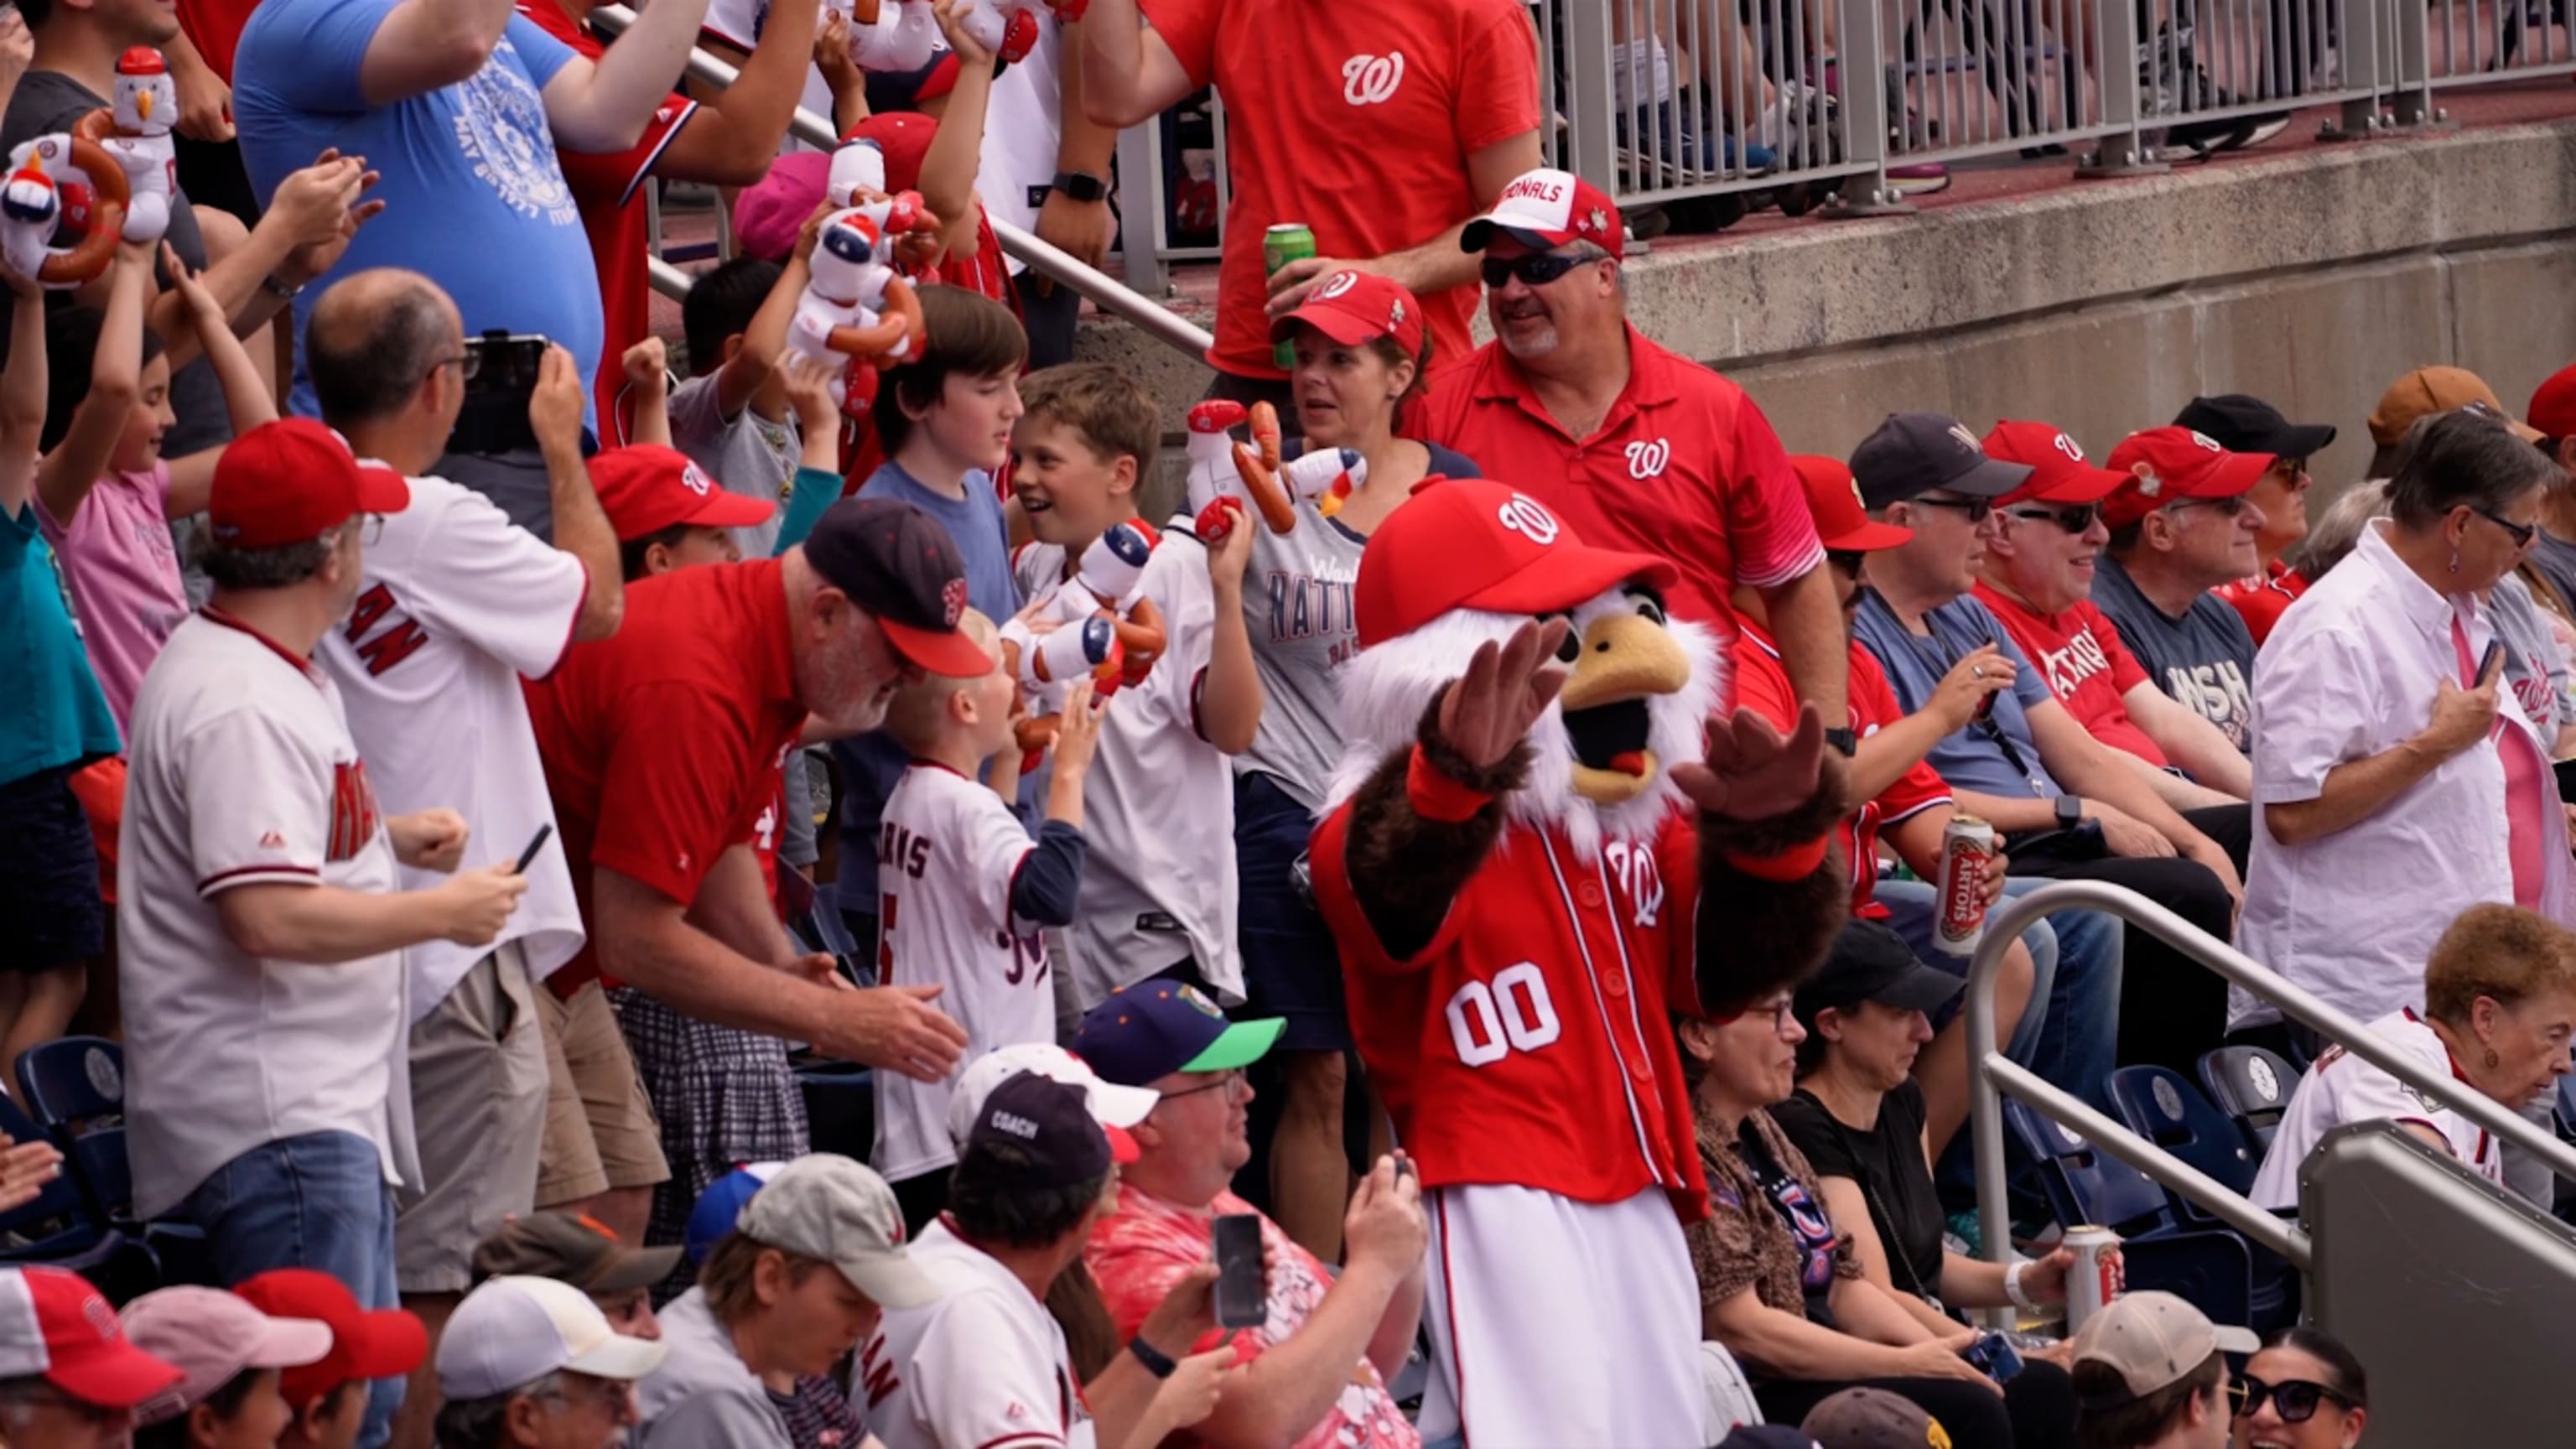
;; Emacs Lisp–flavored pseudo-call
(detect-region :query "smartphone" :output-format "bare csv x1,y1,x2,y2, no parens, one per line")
1211,1213,1265,1331
513,823,554,875
2479,638,2507,684
1966,1332,2025,1383
447,331,550,455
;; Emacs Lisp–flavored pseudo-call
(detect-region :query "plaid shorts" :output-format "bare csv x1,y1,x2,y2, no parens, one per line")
608,988,810,1280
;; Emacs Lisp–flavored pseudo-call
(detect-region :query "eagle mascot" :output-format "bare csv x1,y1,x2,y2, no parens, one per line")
1307,478,1851,1446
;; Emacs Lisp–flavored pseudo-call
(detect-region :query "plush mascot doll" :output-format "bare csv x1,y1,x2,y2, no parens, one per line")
841,0,943,72
80,47,174,244
1309,478,1849,1446
787,211,924,418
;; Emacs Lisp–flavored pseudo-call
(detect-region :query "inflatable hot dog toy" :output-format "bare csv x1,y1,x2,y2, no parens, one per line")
1189,400,1368,544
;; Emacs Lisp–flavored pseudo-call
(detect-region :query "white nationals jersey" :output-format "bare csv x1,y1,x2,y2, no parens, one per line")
315,474,589,1020
117,611,420,1218
854,1218,1097,1449
871,761,1052,1182
2251,1007,2504,1209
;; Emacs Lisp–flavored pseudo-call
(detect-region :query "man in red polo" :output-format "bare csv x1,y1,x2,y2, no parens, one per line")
1080,0,1543,409
1415,169,1848,727
521,498,975,1244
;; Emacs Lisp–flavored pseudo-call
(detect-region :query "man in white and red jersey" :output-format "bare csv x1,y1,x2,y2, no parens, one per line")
1310,477,1848,1444
1080,0,1542,410
1413,171,1847,727
120,419,532,1446
304,269,626,1448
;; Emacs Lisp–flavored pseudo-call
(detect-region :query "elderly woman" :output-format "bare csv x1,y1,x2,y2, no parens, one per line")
2252,902,2576,1206
1680,980,2056,1447
2240,408,2573,1041
2230,1325,2369,1449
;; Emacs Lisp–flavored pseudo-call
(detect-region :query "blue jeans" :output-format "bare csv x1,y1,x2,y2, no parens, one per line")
182,1130,402,1448
1877,875,2122,1111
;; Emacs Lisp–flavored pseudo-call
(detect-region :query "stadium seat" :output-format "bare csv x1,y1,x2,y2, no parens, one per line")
2107,1066,2262,1222
14,1037,209,1288
0,1090,157,1302
2002,1099,2256,1328
2199,1046,2298,1156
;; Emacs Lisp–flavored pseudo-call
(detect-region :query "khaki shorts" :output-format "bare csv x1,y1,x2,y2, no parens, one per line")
394,944,549,1295
534,979,670,1207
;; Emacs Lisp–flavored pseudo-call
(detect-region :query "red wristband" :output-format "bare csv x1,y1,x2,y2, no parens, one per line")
1406,746,1494,823
1723,833,1831,882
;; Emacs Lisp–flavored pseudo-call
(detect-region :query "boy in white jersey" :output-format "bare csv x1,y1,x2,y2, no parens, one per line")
875,608,1104,1230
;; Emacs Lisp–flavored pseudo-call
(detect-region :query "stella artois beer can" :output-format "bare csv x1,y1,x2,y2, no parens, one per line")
1934,813,1996,958
2064,1225,2126,1332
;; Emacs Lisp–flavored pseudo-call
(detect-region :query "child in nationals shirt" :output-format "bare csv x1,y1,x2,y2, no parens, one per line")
872,610,1101,1231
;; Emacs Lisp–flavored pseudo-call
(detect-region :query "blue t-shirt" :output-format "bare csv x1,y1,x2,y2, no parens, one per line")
234,0,600,423
833,464,1026,904
1850,588,2062,802
2,506,119,786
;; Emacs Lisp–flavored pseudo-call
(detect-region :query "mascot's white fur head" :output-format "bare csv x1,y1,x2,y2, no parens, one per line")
1326,480,1727,863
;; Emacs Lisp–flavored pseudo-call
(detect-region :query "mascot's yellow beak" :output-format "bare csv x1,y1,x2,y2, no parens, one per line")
1558,610,1690,805
136,91,153,120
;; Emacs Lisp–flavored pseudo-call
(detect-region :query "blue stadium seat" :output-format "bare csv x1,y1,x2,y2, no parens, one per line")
14,1037,208,1287
0,1090,156,1301
2002,1098,2256,1329
2107,1066,2262,1225
2199,1046,2299,1156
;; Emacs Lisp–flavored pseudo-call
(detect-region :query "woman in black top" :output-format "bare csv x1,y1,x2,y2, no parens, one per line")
1770,921,2082,1449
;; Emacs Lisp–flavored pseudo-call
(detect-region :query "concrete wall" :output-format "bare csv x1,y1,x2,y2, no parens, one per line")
1081,117,2576,495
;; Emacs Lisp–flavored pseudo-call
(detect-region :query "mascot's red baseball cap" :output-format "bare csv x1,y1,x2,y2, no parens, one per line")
1355,478,1676,648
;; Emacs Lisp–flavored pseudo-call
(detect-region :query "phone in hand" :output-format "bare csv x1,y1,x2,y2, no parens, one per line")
446,331,550,455
1211,1213,1265,1331
513,823,554,875
2479,638,2508,686
1965,1332,2026,1383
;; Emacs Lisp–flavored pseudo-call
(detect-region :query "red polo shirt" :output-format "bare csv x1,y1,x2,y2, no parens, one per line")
1413,327,1825,624
524,558,808,994
519,2,699,441
1138,0,1539,379
1730,617,1950,917
2215,558,2307,646
1972,582,2168,768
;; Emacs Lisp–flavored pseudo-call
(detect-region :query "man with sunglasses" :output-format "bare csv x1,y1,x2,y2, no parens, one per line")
1414,168,1846,726
2174,395,2336,647
2090,428,2272,762
1845,413,2241,1075
1974,423,2255,823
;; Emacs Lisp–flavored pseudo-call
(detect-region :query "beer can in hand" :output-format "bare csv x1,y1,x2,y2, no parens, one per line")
1934,813,1996,958
2064,1225,2125,1332
1263,224,1317,371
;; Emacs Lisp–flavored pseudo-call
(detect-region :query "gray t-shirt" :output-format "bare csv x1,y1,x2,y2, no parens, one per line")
2490,572,2576,735
2526,529,2576,619
2090,553,2257,754
634,1287,792,1449
670,374,800,560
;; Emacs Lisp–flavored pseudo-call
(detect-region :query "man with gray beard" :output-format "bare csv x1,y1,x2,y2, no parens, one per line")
1412,167,1850,730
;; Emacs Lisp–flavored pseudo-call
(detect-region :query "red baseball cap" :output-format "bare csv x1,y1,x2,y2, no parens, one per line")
209,419,409,550
2100,427,2275,531
1459,168,1624,260
233,1270,428,1410
590,445,776,542
1355,478,1675,648
2530,362,2576,440
1790,455,1911,551
1267,269,1426,358
1983,420,2129,506
0,1266,184,1410
846,112,936,193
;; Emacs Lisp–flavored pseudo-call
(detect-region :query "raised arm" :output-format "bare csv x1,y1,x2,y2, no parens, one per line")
0,258,44,519
1196,517,1262,753
358,0,519,104
34,241,150,528
1078,0,1198,127
919,0,995,266
539,0,719,153
530,345,626,641
164,252,281,518
651,0,822,185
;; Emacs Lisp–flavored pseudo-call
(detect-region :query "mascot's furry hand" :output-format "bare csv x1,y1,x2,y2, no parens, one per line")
1436,618,1572,770
1672,704,1829,824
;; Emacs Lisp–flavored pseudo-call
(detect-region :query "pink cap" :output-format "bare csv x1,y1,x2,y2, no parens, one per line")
121,1288,332,1427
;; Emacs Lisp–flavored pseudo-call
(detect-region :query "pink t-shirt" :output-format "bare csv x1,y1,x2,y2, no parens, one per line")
1084,1185,1420,1449
38,463,185,730
2455,614,2547,910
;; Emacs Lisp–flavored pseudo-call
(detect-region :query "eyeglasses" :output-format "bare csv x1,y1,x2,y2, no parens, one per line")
2006,503,2099,533
1720,998,1799,1035
2168,495,2249,518
1479,252,1590,289
535,1373,634,1417
2475,506,2538,549
1909,493,1993,524
423,351,479,386
2228,1375,2356,1423
1158,1069,1247,1101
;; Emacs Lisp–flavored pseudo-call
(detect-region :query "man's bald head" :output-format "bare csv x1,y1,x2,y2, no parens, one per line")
308,269,465,428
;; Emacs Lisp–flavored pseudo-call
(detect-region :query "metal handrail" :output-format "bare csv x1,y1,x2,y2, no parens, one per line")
592,5,1215,361
1964,880,2576,1280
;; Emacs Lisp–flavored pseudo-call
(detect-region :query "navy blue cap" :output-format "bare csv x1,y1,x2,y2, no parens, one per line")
1071,982,1285,1087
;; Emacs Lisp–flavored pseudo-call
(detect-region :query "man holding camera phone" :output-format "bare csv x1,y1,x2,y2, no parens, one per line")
1072,984,1431,1449
304,267,628,1449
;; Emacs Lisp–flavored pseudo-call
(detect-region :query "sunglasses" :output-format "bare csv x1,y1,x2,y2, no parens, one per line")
2269,457,2312,486
1480,252,1590,289
1826,549,1868,574
2168,495,2249,518
1909,493,1993,524
2475,506,2538,549
2007,502,2100,533
2229,1375,2356,1423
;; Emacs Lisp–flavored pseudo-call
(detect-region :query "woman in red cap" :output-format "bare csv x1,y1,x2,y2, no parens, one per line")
1230,268,1483,1261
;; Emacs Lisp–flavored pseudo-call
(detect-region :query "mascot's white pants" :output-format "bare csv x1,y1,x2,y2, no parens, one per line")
1418,1183,1701,1447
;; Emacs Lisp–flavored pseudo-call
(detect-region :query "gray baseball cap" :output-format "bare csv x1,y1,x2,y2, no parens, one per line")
737,1156,938,1311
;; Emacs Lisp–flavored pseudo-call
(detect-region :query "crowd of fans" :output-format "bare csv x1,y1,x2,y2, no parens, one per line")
0,0,2555,1441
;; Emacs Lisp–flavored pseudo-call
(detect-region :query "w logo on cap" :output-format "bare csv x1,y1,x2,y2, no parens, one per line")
2054,433,2085,461
1497,495,1560,543
1313,271,1361,301
1945,423,1982,454
940,577,967,628
680,462,713,497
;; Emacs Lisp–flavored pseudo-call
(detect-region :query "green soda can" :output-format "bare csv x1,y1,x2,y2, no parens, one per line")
1263,223,1317,371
